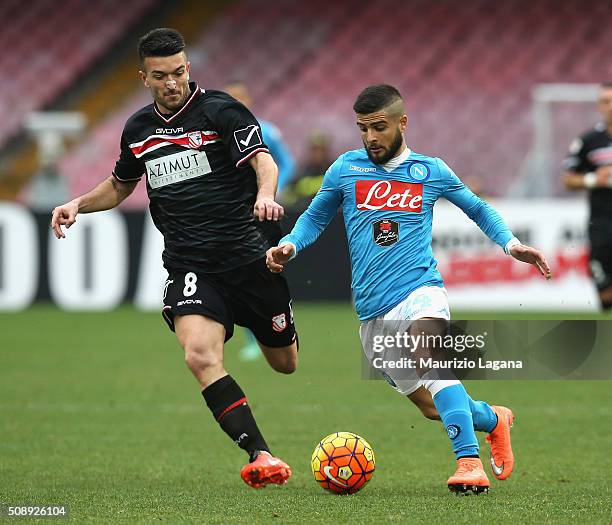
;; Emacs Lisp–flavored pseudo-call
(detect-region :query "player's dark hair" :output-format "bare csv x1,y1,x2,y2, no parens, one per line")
353,84,403,114
601,82,612,89
138,28,185,62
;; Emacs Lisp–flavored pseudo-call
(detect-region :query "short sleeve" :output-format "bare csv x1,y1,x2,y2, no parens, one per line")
214,101,270,168
113,130,145,183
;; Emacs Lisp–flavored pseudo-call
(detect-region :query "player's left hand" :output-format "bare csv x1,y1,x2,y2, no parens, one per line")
254,197,284,221
509,244,552,279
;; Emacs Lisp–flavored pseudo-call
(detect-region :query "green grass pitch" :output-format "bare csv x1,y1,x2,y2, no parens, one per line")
1,305,611,524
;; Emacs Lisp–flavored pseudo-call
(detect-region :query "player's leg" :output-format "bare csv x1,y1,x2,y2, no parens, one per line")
407,386,439,420
259,341,298,374
173,314,289,487
361,310,488,493
407,386,499,434
174,314,226,387
232,258,298,375
589,240,612,310
406,286,516,482
391,287,489,492
222,259,295,485
415,368,489,494
163,272,290,488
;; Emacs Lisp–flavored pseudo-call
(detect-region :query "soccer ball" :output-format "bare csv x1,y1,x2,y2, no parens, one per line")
311,431,375,494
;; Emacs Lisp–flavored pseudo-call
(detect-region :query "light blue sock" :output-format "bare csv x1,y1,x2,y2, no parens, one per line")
432,384,479,459
468,397,497,433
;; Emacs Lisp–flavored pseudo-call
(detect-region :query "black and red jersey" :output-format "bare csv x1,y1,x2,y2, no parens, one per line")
563,122,612,226
113,82,280,272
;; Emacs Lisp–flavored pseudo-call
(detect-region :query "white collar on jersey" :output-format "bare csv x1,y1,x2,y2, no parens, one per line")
381,146,412,173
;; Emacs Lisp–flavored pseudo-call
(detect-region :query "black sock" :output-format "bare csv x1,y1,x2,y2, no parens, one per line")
202,375,269,459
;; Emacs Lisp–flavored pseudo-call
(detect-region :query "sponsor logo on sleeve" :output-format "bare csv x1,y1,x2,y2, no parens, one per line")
234,125,263,152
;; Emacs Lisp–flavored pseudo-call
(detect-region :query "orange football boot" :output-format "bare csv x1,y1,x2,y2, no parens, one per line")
447,457,490,494
485,405,515,480
240,451,292,488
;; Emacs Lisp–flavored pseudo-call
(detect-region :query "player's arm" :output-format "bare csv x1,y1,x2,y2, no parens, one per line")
563,167,612,190
213,99,284,221
51,127,142,239
51,176,137,239
249,151,284,221
439,159,551,279
265,124,295,191
266,158,343,273
561,135,612,189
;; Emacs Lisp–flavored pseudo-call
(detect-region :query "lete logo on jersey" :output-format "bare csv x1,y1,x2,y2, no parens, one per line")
355,180,423,212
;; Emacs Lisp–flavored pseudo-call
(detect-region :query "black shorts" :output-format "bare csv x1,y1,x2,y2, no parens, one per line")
162,257,296,347
589,243,612,291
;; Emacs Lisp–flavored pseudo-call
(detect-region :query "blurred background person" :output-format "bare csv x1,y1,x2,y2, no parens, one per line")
562,83,612,310
283,131,334,210
224,80,295,193
224,79,296,360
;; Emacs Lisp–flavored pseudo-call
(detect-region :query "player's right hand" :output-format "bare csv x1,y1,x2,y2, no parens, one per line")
266,244,295,273
51,201,79,239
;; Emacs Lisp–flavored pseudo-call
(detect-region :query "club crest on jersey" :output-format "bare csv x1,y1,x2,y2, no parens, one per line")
188,131,203,149
272,313,287,332
373,219,399,247
408,162,430,182
356,180,423,212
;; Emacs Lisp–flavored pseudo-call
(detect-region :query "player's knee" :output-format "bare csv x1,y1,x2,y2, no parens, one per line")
272,355,298,374
269,347,298,374
183,341,222,373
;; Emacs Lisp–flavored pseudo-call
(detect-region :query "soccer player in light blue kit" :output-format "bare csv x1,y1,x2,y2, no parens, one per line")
266,85,552,494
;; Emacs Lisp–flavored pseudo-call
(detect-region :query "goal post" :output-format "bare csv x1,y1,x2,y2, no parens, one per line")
507,83,600,198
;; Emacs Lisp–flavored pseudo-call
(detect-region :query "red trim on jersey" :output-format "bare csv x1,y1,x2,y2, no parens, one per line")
216,397,248,421
236,147,270,167
154,83,200,124
130,132,219,158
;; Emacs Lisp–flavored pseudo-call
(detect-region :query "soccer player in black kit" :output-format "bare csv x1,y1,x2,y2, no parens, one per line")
563,83,612,310
51,28,295,488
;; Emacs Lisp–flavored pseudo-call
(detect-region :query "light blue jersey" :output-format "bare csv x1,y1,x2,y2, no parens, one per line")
260,119,295,191
281,148,515,320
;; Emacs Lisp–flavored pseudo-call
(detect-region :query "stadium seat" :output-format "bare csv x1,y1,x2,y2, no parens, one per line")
56,0,612,203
